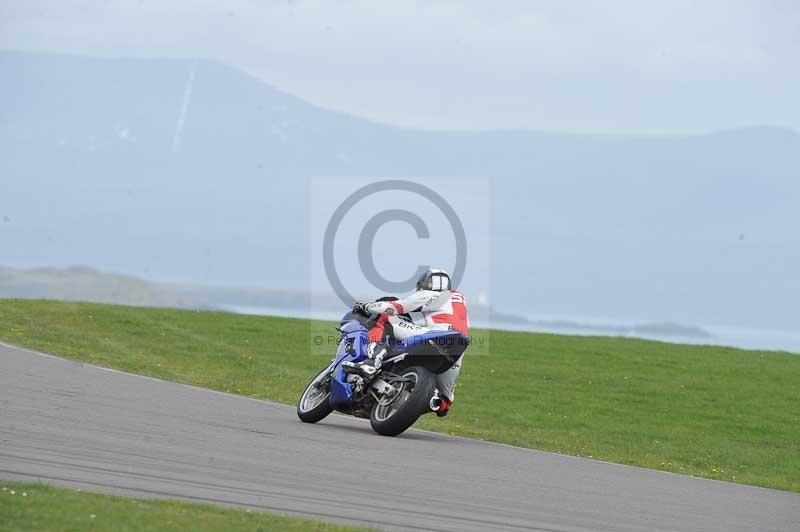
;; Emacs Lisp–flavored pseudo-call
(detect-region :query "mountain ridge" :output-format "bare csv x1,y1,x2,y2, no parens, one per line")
2,50,798,331
3,49,798,141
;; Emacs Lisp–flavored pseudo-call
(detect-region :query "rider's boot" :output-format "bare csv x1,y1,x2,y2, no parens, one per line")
435,397,453,417
342,342,386,379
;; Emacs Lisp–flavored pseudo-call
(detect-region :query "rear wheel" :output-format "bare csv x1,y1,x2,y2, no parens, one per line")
297,364,334,423
369,366,435,436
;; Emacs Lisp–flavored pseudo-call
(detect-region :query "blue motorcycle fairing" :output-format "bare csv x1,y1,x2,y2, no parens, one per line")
328,313,469,408
385,329,469,374
329,313,369,408
339,311,367,332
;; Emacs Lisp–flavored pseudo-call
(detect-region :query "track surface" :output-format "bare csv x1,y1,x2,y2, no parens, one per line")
1,343,798,531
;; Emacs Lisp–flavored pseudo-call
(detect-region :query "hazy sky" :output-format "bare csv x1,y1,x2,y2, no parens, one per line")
2,1,799,133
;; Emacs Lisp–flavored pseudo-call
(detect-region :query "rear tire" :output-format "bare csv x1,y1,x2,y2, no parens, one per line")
369,366,435,436
297,364,334,423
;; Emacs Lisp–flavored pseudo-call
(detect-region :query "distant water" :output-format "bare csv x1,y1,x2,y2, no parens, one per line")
224,305,800,355
490,319,800,355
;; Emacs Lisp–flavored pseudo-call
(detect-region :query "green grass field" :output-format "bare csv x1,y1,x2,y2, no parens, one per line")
0,481,368,532
1,299,798,493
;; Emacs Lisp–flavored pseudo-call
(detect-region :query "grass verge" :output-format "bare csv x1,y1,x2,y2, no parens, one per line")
1,299,798,493
0,481,368,532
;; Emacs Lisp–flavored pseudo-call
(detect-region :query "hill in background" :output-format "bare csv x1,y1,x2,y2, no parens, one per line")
2,50,799,333
0,264,715,345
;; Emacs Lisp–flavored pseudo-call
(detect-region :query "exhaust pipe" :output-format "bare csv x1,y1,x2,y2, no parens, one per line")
429,396,442,411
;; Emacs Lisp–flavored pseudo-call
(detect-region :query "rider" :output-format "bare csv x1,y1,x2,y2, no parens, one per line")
348,268,469,417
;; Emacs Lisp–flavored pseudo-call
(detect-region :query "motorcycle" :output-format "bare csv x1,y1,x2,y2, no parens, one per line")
297,306,468,436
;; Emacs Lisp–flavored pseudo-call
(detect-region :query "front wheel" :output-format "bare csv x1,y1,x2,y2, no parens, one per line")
369,366,435,437
297,364,334,423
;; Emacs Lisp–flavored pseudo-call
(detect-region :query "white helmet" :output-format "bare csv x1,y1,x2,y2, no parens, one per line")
416,268,452,292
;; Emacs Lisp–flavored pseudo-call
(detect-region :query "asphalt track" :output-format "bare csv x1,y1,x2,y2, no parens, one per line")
1,342,798,532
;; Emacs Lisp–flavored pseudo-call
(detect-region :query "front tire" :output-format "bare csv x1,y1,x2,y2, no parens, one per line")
297,364,334,423
369,366,435,436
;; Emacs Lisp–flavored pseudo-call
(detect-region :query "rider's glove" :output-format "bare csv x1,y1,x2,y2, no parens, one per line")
352,300,369,316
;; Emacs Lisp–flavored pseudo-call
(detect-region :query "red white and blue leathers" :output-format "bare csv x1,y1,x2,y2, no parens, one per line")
363,289,469,402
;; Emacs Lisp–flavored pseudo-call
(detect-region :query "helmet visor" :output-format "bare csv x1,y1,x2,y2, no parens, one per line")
429,273,451,291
